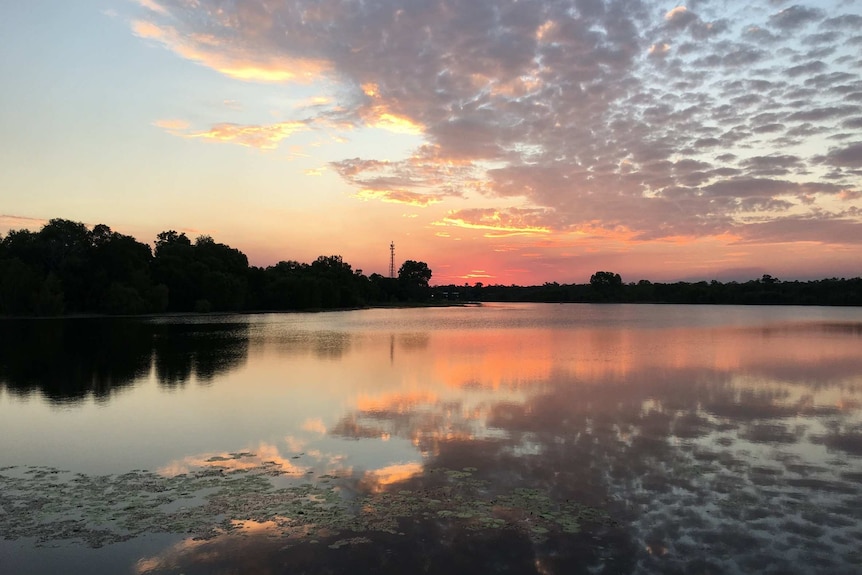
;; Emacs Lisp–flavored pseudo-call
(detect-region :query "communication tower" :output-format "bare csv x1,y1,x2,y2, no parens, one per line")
389,242,395,278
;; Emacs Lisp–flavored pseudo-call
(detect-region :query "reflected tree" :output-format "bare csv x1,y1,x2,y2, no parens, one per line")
0,319,251,400
0,319,154,402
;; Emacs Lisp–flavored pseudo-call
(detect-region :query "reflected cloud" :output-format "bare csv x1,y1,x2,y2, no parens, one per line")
323,312,862,572
301,418,327,435
359,462,424,492
158,442,307,477
7,308,862,572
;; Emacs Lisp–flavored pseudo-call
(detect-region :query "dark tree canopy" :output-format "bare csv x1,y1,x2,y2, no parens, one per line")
590,271,622,287
2,217,861,315
398,260,433,301
2,219,402,315
399,260,432,288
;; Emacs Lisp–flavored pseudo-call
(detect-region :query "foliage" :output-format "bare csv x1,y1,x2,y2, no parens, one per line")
439,272,862,307
3,219,860,315
398,260,433,301
589,271,622,287
0,218,434,315
589,271,623,302
0,220,162,316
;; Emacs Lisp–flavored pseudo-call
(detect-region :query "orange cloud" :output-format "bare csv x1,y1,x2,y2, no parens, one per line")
435,209,551,235
371,112,424,135
648,43,671,57
158,443,307,477
358,86,425,134
131,20,329,83
356,391,439,413
362,462,424,492
354,189,442,207
154,119,308,149
135,0,168,15
301,418,327,434
461,271,493,279
665,6,689,21
131,20,164,39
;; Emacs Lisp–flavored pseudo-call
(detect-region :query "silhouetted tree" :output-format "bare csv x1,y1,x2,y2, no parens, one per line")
589,271,622,287
399,260,432,301
310,255,362,308
193,235,249,311
5,217,862,314
369,273,400,303
152,231,196,311
90,225,161,314
0,220,163,315
589,271,622,302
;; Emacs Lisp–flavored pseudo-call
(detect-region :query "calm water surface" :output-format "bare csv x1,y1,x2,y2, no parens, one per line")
2,304,862,574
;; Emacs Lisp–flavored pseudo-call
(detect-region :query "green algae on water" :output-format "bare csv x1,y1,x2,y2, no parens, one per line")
0,457,610,548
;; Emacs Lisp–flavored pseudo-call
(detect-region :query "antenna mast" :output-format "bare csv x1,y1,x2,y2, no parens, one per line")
389,241,395,278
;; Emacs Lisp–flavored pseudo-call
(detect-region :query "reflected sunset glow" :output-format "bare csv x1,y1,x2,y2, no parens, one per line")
3,306,862,573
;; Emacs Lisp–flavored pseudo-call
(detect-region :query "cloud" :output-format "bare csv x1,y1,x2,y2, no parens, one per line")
131,0,862,245
825,142,862,168
0,214,50,234
155,119,308,149
769,5,825,30
134,0,168,15
152,118,190,132
665,7,697,28
648,42,671,57
435,208,552,236
330,147,478,204
735,216,862,245
158,443,307,477
131,19,329,83
354,189,442,207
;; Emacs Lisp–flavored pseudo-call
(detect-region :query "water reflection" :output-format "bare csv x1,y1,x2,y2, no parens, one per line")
320,316,862,573
0,318,250,401
151,322,249,388
2,306,862,574
0,319,153,402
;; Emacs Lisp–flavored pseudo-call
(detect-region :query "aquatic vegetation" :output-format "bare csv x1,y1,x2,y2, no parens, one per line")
0,458,610,549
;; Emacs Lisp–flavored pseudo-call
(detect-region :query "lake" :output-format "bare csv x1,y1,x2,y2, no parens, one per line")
2,303,862,574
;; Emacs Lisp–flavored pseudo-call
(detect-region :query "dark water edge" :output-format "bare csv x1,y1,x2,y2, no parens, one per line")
0,535,184,575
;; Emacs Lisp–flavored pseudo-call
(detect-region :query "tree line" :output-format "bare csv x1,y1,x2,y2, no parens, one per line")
0,218,432,316
434,271,862,306
2,219,859,316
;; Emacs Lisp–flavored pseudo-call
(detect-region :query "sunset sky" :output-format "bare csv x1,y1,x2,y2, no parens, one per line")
1,0,861,284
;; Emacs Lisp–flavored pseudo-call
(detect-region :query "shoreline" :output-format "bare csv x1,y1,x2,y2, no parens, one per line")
0,301,483,321
4,299,862,321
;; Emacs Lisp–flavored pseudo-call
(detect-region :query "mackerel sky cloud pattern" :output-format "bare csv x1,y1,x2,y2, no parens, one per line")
134,0,862,248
